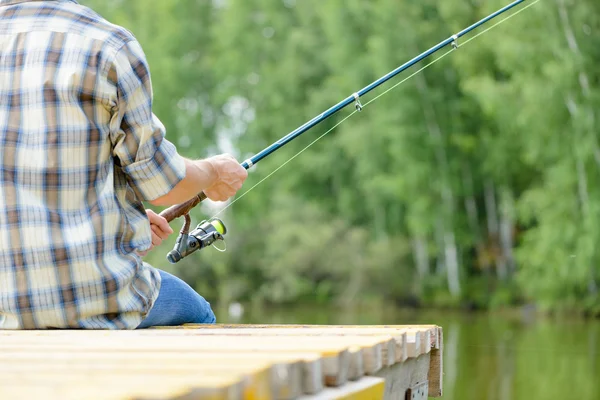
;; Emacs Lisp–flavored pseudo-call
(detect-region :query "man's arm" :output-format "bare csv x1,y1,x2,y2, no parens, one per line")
108,39,247,207
149,154,247,207
147,157,214,207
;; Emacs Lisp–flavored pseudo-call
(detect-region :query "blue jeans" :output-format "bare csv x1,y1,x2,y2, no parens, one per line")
136,270,216,329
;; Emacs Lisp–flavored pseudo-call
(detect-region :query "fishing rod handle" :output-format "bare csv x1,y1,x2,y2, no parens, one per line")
159,161,250,223
159,192,207,222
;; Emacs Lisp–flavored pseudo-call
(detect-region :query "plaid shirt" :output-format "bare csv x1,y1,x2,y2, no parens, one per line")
0,0,187,329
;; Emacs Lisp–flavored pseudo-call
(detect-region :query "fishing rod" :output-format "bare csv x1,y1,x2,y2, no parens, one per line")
159,0,528,263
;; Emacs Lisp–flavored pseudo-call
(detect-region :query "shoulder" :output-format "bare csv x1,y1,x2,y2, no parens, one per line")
64,2,143,57
64,2,152,87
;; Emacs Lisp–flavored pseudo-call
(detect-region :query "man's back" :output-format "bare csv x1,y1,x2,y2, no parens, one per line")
0,0,188,329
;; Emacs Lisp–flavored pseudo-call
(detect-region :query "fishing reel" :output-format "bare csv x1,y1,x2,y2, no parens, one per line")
166,214,227,264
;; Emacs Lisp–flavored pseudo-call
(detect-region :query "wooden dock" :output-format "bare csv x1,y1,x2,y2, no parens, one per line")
0,324,443,400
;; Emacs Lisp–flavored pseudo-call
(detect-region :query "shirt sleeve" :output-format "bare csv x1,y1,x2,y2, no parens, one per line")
108,39,186,202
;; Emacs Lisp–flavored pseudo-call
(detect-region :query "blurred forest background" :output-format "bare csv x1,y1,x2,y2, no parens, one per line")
80,0,599,317
77,1,600,399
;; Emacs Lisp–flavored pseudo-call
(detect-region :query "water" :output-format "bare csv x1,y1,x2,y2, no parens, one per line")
215,305,600,400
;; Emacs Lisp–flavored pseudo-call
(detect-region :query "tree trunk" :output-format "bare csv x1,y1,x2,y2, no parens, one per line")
485,180,507,280
463,164,490,273
499,189,516,277
414,68,460,297
445,231,461,298
412,236,430,281
435,217,446,277
558,0,599,296
557,0,597,173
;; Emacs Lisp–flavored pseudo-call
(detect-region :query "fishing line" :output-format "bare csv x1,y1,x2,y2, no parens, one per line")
209,0,540,221
210,111,358,219
363,0,541,108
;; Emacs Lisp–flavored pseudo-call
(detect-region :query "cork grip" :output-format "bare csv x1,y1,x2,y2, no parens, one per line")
159,192,208,222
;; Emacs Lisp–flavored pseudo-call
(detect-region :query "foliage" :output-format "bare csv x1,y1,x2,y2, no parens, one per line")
81,0,600,315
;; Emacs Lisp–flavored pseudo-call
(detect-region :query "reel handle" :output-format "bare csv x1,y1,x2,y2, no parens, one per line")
159,192,207,222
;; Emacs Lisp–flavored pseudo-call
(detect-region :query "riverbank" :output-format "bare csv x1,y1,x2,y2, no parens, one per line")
214,298,600,327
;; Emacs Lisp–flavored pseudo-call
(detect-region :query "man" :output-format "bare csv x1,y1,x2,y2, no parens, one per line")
0,0,248,329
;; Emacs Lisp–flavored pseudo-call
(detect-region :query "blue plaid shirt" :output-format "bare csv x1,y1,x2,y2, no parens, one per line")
0,0,187,329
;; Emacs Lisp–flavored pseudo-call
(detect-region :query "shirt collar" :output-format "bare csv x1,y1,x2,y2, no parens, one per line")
0,0,77,6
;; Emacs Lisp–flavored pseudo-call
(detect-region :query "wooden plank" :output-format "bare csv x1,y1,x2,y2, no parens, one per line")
296,376,385,400
345,346,364,381
375,353,431,400
404,328,431,355
135,327,402,367
0,384,237,400
0,350,322,396
1,357,299,399
163,324,437,363
0,325,443,399
0,334,355,387
1,344,343,391
427,326,443,397
175,323,440,349
404,330,421,358
2,348,341,391
0,372,250,400
0,347,344,390
0,379,244,400
130,330,391,375
3,377,385,400
0,330,384,355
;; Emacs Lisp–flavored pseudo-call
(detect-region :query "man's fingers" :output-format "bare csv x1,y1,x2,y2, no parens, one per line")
146,209,173,234
205,179,247,202
151,224,170,241
146,209,159,219
151,220,172,238
205,187,228,202
146,208,173,241
154,215,173,235
151,230,162,247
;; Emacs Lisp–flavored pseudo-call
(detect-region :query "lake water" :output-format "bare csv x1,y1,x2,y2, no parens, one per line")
214,305,600,400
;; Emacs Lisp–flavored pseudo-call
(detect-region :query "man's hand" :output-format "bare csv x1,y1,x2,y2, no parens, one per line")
203,154,248,202
147,209,174,247
137,209,174,257
149,153,249,207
